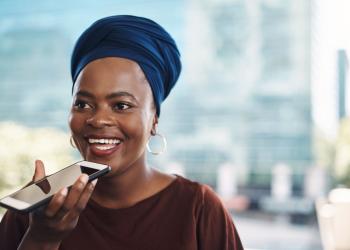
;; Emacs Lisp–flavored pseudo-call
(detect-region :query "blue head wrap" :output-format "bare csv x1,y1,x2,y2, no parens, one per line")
71,15,181,116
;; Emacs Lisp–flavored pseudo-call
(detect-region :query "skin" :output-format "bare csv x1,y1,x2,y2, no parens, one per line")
19,57,176,249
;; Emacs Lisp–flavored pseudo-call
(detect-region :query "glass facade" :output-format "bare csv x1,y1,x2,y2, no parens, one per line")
156,0,313,191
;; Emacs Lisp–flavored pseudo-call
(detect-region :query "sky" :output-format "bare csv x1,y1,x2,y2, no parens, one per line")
311,0,350,139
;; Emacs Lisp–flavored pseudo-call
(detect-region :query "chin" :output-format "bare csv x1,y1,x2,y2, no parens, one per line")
86,156,113,166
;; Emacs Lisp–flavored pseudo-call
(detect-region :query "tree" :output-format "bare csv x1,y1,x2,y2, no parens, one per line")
0,122,76,200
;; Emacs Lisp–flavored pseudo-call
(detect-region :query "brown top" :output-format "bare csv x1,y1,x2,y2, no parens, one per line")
0,176,244,250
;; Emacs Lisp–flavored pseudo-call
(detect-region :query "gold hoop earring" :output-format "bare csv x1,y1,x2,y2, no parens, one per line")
70,136,77,148
146,133,167,155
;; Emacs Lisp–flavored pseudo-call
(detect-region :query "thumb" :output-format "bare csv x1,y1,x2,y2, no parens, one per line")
32,160,46,182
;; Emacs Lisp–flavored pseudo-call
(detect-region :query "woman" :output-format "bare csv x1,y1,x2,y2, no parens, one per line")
0,15,243,250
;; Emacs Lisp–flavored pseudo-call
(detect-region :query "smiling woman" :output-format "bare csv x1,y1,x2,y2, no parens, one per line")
0,15,243,250
70,57,157,177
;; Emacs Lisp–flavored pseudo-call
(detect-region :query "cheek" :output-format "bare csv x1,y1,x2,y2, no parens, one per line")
126,113,153,142
68,113,84,134
126,119,147,139
68,113,74,130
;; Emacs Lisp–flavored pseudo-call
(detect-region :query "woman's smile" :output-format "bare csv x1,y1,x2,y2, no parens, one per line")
88,138,121,155
85,135,122,157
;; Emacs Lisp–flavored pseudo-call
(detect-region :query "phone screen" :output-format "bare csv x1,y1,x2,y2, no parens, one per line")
10,163,99,205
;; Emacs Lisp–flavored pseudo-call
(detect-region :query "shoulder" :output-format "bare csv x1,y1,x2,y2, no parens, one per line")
164,175,231,220
174,175,207,196
178,177,244,249
174,175,223,209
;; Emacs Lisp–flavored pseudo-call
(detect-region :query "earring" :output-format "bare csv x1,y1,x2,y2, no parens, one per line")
146,133,167,155
70,136,77,148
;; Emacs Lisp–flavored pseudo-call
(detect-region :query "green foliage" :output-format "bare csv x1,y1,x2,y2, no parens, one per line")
335,167,350,187
0,122,76,198
334,118,350,187
313,127,336,170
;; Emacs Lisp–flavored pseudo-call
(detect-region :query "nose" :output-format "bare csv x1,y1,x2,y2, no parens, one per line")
86,108,114,128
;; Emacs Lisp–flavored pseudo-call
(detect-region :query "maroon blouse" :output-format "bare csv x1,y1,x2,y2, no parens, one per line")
0,176,244,250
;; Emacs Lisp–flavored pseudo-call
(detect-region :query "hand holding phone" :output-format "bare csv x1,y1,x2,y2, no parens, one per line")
3,160,110,249
0,160,110,213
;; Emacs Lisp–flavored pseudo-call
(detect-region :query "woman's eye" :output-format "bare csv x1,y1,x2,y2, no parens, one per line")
73,100,91,109
114,103,131,110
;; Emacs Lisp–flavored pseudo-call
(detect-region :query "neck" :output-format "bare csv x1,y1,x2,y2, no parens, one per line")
91,160,156,208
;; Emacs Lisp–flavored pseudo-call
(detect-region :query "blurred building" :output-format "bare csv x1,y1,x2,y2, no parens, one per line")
160,0,312,192
0,25,71,129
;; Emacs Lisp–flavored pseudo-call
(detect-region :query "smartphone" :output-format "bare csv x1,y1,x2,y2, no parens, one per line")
0,161,111,213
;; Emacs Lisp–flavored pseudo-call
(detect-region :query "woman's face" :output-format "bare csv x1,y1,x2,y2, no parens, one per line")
69,57,157,176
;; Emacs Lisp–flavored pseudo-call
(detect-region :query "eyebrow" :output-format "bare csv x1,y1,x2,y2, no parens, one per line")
76,90,94,98
76,90,138,102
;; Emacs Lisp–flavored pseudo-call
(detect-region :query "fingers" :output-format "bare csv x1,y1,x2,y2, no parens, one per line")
33,160,46,182
27,173,98,244
23,160,46,188
64,179,97,221
45,174,90,219
45,188,68,217
62,174,89,212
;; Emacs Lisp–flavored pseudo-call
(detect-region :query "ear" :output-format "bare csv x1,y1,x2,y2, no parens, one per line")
151,115,159,136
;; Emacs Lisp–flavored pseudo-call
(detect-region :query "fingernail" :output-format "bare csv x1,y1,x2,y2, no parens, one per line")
80,174,89,183
91,179,98,186
60,188,68,196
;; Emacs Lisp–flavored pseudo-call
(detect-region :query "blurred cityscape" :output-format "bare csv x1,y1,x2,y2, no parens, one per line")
1,0,350,249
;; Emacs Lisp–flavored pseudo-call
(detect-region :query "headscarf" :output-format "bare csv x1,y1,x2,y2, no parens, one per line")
71,15,181,116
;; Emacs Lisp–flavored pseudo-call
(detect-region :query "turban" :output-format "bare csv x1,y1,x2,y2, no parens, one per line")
71,15,181,116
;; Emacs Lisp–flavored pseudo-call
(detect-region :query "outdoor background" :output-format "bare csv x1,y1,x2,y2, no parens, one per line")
1,0,350,249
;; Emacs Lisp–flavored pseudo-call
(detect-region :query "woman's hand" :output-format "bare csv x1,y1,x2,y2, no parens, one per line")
18,160,97,250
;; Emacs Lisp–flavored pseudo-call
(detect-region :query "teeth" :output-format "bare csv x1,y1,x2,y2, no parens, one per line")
95,144,115,150
88,138,121,144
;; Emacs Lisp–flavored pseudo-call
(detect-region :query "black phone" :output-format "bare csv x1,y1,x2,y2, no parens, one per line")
0,161,110,213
